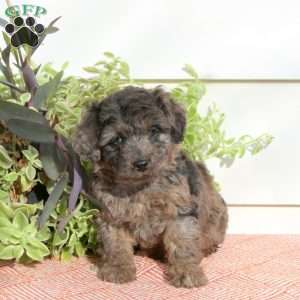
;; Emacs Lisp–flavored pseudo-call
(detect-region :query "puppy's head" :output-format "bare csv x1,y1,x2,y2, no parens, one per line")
73,86,186,183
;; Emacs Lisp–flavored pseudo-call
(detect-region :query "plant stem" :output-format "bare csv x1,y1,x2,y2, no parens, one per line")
12,133,17,156
18,48,24,66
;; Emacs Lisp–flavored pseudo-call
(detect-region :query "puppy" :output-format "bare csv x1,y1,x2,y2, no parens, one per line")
73,86,228,288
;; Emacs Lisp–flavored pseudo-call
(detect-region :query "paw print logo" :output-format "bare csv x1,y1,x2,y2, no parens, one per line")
5,16,45,47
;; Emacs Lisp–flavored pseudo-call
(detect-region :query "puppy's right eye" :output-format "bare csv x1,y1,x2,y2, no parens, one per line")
109,136,124,147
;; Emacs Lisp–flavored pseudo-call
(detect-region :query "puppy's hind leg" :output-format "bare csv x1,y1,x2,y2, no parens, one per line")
163,217,208,288
201,196,228,257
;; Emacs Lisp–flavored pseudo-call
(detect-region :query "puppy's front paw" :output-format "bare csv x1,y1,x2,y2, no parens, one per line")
97,262,136,284
202,244,219,257
167,265,208,288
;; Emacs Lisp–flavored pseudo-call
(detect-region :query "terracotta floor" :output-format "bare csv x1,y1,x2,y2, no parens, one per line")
1,235,300,300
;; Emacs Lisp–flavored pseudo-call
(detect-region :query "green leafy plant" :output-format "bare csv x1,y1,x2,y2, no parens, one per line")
0,201,50,261
48,197,97,261
0,16,273,263
173,64,273,166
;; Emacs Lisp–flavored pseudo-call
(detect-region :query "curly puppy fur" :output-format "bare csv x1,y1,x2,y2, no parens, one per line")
72,86,228,288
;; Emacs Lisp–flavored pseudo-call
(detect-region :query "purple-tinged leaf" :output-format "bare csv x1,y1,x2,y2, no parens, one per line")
32,71,63,110
56,136,96,214
47,16,62,28
37,173,68,229
57,136,87,214
0,80,25,93
0,18,8,27
46,26,59,34
7,118,55,143
0,101,47,123
2,45,10,67
40,143,67,180
2,32,11,46
68,166,82,212
22,62,38,94
34,64,42,75
57,213,74,233
0,61,8,76
31,16,62,56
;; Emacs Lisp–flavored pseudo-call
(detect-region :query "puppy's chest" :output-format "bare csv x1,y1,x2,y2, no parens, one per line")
98,173,192,242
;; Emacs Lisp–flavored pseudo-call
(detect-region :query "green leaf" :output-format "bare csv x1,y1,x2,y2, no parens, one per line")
24,246,43,261
0,245,24,260
7,119,55,143
20,173,33,192
103,52,115,58
61,62,69,70
0,190,9,202
3,172,18,182
23,222,37,237
25,241,50,261
95,60,106,65
13,204,41,218
0,201,14,219
183,64,199,79
40,143,66,180
25,164,36,181
36,227,51,242
32,159,42,169
75,241,85,256
0,217,11,227
0,101,47,124
27,239,50,254
83,66,99,74
37,173,68,228
77,220,88,238
68,233,77,248
0,227,22,243
14,245,24,261
238,147,246,158
32,71,64,110
119,61,130,78
52,229,69,246
0,145,13,169
22,145,39,161
13,211,29,229
88,226,96,245
61,248,72,261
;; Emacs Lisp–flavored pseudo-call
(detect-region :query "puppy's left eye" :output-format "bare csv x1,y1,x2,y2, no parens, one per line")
150,125,162,136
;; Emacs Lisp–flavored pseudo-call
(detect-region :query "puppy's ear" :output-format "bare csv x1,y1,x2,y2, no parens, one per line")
72,102,102,161
153,87,186,143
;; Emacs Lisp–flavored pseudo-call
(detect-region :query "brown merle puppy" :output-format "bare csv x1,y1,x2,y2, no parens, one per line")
72,86,228,288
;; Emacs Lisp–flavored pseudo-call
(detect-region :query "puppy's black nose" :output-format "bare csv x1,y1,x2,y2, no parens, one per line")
133,159,149,172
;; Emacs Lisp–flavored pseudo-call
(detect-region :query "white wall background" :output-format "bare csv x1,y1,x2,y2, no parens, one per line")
0,0,299,232
204,82,300,205
1,0,300,78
